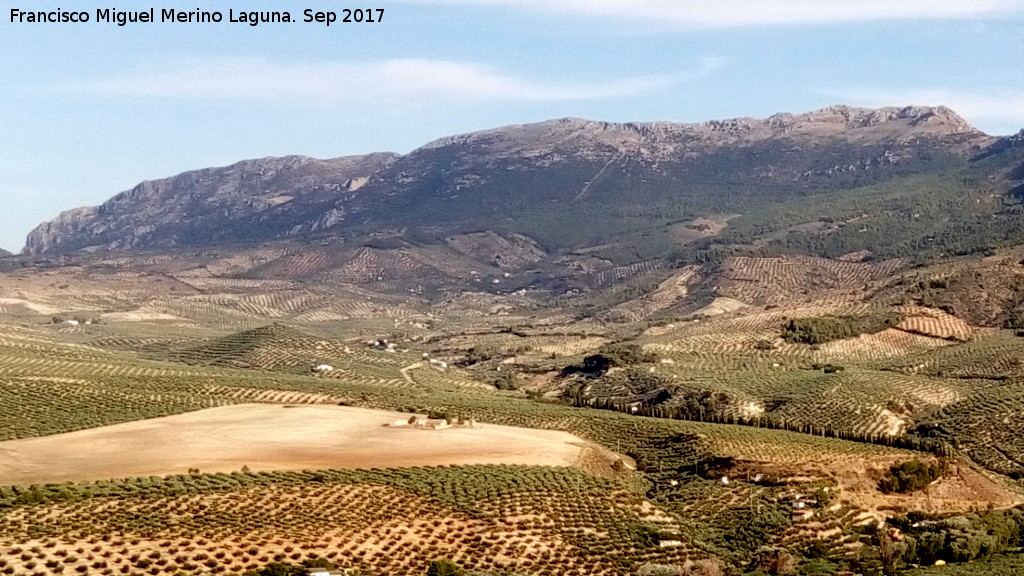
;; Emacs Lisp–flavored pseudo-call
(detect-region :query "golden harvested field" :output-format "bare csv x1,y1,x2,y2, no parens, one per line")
0,404,603,485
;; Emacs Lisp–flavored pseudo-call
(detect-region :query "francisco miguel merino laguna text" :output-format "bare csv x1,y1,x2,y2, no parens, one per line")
9,7,384,26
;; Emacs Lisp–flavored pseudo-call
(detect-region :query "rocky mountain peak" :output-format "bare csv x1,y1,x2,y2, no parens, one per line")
415,105,984,162
773,104,974,130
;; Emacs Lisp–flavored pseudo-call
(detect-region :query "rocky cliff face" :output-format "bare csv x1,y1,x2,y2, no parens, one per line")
25,153,397,255
23,206,101,255
24,105,992,255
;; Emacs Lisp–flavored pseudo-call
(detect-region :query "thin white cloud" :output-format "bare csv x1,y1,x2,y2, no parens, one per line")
822,87,1024,135
66,58,718,103
400,0,1024,27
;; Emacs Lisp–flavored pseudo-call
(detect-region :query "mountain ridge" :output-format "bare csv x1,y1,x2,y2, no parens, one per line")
22,105,1000,256
421,104,982,152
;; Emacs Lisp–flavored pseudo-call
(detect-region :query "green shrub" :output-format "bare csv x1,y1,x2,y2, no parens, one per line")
796,558,840,576
783,313,899,345
562,344,658,377
426,558,465,576
598,344,658,365
628,523,661,548
244,562,306,576
880,459,944,493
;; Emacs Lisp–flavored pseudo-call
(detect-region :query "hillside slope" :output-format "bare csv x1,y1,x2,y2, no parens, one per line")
25,105,993,256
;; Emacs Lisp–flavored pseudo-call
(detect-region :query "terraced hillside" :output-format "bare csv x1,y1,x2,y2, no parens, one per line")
7,245,1024,480
0,467,699,576
5,253,1024,576
5,109,1024,575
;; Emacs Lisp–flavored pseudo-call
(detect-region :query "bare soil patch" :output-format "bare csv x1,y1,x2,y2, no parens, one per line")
671,215,736,244
0,296,62,315
101,308,186,322
0,404,600,484
729,455,1023,523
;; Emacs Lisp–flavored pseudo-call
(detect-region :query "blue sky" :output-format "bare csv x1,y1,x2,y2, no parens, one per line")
2,0,1024,252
